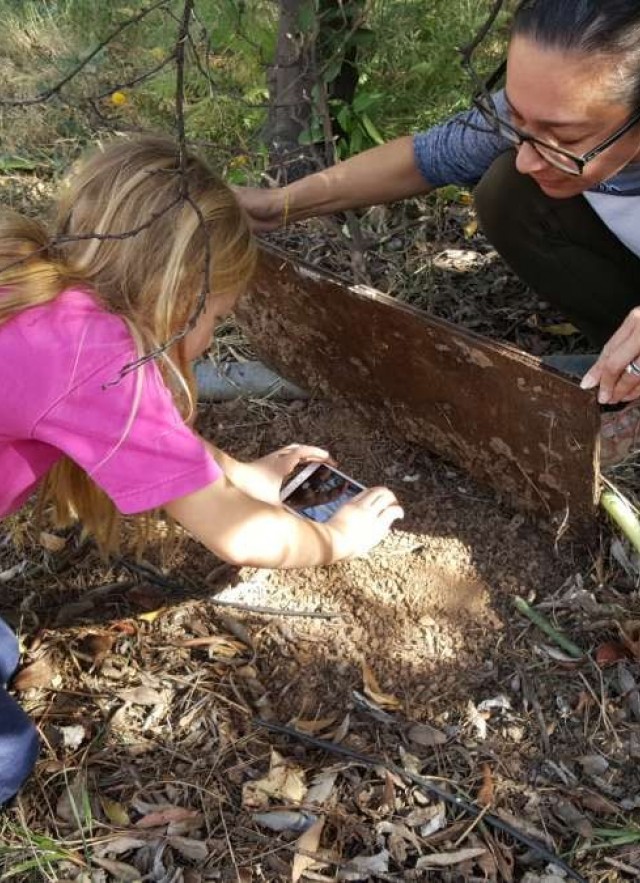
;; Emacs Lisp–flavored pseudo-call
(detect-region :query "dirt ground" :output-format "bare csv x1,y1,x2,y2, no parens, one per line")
2,392,640,882
1,173,639,881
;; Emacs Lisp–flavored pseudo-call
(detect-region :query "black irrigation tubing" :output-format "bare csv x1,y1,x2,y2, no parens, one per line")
114,558,344,619
254,718,588,883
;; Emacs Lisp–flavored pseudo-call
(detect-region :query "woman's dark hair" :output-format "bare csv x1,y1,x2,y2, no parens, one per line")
513,1,640,109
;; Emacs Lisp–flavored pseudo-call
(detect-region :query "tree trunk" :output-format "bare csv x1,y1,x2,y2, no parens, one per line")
264,0,317,182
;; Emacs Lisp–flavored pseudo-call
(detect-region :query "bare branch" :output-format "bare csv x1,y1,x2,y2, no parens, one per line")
458,0,506,64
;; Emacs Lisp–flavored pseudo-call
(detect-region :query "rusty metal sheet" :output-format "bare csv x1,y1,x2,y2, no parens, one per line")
237,245,601,534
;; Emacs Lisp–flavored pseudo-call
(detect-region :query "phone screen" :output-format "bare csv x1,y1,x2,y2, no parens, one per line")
282,464,364,523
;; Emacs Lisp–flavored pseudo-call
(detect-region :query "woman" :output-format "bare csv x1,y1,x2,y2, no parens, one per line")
238,0,640,463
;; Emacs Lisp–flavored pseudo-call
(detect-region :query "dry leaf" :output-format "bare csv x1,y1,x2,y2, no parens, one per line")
293,716,337,735
93,836,146,858
596,641,632,667
406,722,447,747
39,531,67,553
119,686,164,706
552,799,594,839
463,219,478,238
292,817,326,883
416,847,487,869
13,656,55,691
136,806,201,829
577,793,619,815
362,661,400,710
168,836,209,862
574,691,596,715
80,633,115,669
305,770,338,807
331,712,351,743
544,323,579,336
137,608,167,624
101,797,130,826
181,635,246,657
338,849,390,880
477,763,494,806
56,773,89,827
620,621,640,661
216,612,254,649
91,857,141,881
243,750,307,809
109,620,138,635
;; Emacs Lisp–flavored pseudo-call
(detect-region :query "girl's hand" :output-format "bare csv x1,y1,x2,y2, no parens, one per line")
243,444,334,505
581,308,640,405
233,185,285,232
327,487,404,558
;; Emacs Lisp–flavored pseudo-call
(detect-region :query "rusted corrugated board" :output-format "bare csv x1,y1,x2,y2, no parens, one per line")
237,245,601,533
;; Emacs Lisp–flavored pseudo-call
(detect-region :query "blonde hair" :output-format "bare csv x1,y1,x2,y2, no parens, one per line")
0,135,257,550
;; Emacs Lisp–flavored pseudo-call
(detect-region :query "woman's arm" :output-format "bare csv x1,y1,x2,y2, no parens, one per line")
164,475,402,569
237,136,434,231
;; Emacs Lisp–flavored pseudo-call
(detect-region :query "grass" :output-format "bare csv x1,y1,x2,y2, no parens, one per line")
0,0,510,185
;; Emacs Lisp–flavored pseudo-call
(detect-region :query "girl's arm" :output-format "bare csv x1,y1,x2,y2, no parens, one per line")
164,474,402,569
237,136,433,231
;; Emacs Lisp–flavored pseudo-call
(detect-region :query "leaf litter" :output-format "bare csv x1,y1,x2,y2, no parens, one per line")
1,378,640,878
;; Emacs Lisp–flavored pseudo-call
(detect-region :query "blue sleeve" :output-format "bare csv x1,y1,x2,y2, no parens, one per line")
413,90,512,188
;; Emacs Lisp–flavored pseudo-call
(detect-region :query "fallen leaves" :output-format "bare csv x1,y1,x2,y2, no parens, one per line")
477,763,495,807
242,750,307,809
135,806,202,829
13,655,56,691
292,816,326,882
362,661,400,710
415,846,488,869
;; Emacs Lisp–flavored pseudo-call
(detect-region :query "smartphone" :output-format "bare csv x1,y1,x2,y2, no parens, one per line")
280,462,366,523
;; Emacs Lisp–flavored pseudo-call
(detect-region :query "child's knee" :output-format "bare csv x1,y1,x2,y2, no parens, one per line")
0,617,20,686
0,691,39,805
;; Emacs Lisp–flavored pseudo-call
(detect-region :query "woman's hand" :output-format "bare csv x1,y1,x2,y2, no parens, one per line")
581,307,640,405
237,444,334,505
233,185,285,232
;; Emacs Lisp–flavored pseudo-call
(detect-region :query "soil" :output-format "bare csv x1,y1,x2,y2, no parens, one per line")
1,194,638,882
5,395,640,882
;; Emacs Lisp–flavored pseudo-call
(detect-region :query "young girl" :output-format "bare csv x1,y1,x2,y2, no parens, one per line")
0,135,402,805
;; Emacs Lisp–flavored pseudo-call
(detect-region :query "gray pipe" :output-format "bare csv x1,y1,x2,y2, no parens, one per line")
195,360,309,402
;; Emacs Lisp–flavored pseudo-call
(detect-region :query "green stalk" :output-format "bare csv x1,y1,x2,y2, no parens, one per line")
601,489,640,557
513,596,584,659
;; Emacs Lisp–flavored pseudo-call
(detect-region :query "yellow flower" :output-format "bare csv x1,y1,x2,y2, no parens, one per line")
229,154,249,169
110,91,127,107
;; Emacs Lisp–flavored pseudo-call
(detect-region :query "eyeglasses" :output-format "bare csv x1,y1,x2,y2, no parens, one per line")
464,59,640,176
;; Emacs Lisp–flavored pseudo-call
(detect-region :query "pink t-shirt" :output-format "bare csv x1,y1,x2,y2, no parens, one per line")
0,287,221,518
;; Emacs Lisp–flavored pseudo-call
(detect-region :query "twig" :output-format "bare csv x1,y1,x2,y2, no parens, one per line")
458,0,506,63
513,596,584,659
254,718,587,883
518,665,550,755
604,856,640,876
218,796,242,883
205,598,344,619
115,557,344,619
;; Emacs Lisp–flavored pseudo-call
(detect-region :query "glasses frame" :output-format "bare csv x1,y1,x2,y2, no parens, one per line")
464,59,640,176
